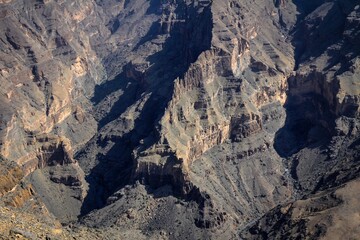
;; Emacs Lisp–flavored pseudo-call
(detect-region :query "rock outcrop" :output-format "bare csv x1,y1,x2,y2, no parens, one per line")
0,0,359,239
241,178,360,240
0,157,23,197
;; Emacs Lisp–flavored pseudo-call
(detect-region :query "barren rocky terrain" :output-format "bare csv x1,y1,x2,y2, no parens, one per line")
0,0,359,239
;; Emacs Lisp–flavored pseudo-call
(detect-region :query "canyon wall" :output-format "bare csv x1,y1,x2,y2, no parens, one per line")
0,0,359,239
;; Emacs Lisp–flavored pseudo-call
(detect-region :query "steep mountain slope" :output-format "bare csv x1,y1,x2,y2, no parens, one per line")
241,0,360,239
0,0,359,239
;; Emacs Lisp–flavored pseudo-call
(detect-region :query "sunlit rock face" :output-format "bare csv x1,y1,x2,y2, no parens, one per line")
0,0,359,239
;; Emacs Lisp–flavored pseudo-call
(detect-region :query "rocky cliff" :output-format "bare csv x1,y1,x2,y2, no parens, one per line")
0,0,359,239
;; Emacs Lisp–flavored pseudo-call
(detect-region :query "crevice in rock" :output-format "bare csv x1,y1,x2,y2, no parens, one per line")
78,1,213,217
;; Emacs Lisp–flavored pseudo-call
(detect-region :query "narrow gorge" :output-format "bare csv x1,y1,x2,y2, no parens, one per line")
0,0,359,239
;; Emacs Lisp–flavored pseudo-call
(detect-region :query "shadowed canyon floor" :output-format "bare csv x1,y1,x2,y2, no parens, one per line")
0,0,359,239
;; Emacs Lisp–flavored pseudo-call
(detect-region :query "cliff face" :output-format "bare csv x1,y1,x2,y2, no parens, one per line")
0,0,359,239
0,0,100,167
242,0,360,238
0,157,23,197
151,0,294,227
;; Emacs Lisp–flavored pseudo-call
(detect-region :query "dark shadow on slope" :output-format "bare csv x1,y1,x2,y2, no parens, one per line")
291,1,346,70
91,72,141,128
273,0,360,195
291,0,360,72
274,93,334,158
80,2,213,216
273,80,338,194
275,0,357,158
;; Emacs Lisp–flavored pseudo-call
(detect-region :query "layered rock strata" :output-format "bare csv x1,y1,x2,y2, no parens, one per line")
0,0,358,239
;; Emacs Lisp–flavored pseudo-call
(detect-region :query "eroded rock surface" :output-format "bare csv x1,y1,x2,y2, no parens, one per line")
0,0,359,239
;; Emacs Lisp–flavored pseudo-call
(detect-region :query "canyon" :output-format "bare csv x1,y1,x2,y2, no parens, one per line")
0,0,359,239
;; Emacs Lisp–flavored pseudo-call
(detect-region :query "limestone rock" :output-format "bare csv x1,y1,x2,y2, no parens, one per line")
0,0,359,239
